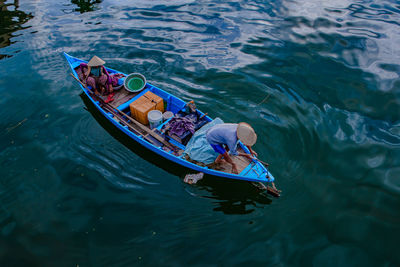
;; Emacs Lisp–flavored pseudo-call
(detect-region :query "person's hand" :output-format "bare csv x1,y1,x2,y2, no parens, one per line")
246,145,258,157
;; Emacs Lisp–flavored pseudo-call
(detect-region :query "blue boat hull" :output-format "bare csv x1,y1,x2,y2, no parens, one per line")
64,52,275,184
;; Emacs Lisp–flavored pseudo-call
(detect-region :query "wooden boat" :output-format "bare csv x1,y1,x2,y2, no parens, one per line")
64,53,276,188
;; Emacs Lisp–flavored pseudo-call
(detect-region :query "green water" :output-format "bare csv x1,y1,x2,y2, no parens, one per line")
1,0,400,266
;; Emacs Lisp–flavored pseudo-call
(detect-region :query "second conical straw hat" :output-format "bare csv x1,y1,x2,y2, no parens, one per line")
237,122,257,146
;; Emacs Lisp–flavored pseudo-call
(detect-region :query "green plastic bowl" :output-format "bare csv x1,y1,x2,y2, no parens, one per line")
124,73,146,92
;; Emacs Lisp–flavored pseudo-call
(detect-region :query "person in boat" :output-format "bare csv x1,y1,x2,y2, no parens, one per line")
206,122,258,174
82,55,114,99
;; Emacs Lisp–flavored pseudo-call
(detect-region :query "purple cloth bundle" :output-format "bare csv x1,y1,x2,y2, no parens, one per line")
110,73,125,87
166,117,195,137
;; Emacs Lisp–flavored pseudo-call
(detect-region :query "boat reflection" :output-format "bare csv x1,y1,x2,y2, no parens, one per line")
80,92,273,214
71,0,102,13
0,0,33,59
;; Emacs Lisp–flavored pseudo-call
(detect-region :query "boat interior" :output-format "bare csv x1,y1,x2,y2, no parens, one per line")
72,63,264,177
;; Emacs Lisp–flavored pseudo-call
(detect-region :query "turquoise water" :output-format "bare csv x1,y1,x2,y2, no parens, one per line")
1,0,400,266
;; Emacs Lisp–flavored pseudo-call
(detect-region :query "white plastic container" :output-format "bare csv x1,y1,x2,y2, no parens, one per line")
162,111,174,121
148,110,163,129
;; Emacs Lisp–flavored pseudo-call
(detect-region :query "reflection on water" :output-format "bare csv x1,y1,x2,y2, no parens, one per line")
0,0,32,59
71,0,102,13
197,181,273,214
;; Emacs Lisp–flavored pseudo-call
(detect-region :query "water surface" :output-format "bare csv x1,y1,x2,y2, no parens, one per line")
1,0,400,266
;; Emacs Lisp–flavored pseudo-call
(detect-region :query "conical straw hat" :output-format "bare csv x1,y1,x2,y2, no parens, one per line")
237,122,257,146
88,55,105,67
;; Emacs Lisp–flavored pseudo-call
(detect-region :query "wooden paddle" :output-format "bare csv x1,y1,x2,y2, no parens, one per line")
110,105,179,152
